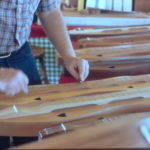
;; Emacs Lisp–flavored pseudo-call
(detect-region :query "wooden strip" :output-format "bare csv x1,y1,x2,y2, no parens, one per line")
1,98,150,137
91,55,150,65
57,43,150,66
76,43,150,58
14,112,150,149
69,25,150,36
58,43,150,60
1,86,150,119
2,97,148,123
76,33,150,48
1,74,150,106
63,8,149,18
0,74,150,136
0,75,150,137
89,63,150,77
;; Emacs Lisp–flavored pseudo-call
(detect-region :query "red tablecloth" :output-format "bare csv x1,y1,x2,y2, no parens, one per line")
30,23,46,38
30,23,93,48
30,23,91,37
31,24,150,84
59,75,96,84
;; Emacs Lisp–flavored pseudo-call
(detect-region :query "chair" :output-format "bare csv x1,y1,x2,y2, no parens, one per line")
31,46,49,84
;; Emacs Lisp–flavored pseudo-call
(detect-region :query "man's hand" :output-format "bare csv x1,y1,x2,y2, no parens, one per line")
0,68,29,96
64,56,89,82
39,8,89,81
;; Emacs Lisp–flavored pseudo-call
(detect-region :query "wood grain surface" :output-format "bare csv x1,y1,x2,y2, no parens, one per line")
1,74,150,137
14,112,150,149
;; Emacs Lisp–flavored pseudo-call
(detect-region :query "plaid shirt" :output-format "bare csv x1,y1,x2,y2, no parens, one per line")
0,0,60,54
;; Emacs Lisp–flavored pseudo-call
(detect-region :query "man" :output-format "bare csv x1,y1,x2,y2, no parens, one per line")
0,0,89,148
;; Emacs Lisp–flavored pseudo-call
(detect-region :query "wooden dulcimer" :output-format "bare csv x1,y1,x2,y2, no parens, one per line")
57,43,150,79
15,113,150,149
76,32,150,48
1,74,150,137
70,25,150,41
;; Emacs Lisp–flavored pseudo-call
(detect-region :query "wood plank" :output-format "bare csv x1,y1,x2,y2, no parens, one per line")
14,112,150,149
134,0,150,13
1,75,150,136
58,43,150,63
76,33,150,48
2,99,150,137
57,42,150,78
1,82,150,120
69,25,150,38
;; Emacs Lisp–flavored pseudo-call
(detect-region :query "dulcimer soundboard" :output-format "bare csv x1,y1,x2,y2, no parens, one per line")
57,43,150,79
76,32,150,48
69,25,150,40
12,73,150,149
3,25,150,148
63,7,149,18
57,25,150,79
15,112,150,149
1,74,150,137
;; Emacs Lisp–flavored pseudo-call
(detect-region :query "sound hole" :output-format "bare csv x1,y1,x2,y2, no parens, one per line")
128,86,134,88
97,117,105,120
58,113,67,117
35,97,42,101
98,54,103,57
109,66,115,69
138,81,145,83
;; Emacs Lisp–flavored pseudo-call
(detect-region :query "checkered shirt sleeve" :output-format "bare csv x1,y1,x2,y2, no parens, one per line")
37,0,60,12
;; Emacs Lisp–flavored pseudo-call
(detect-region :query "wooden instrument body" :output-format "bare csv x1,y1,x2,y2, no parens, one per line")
70,25,150,41
57,26,150,79
15,113,150,149
57,43,150,79
76,32,150,48
2,25,150,148
1,74,150,137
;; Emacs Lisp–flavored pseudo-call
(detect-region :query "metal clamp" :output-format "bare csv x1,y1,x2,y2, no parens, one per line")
38,123,67,140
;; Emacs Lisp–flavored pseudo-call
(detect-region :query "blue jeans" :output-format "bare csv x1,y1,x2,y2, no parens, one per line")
0,42,41,85
0,42,41,149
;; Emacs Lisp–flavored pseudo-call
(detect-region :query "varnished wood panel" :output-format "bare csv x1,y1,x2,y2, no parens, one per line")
1,74,150,136
15,113,150,149
134,0,150,12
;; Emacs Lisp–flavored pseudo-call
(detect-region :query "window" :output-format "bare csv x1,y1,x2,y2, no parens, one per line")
85,0,133,12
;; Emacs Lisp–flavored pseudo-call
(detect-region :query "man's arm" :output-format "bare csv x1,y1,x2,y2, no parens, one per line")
38,8,89,82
